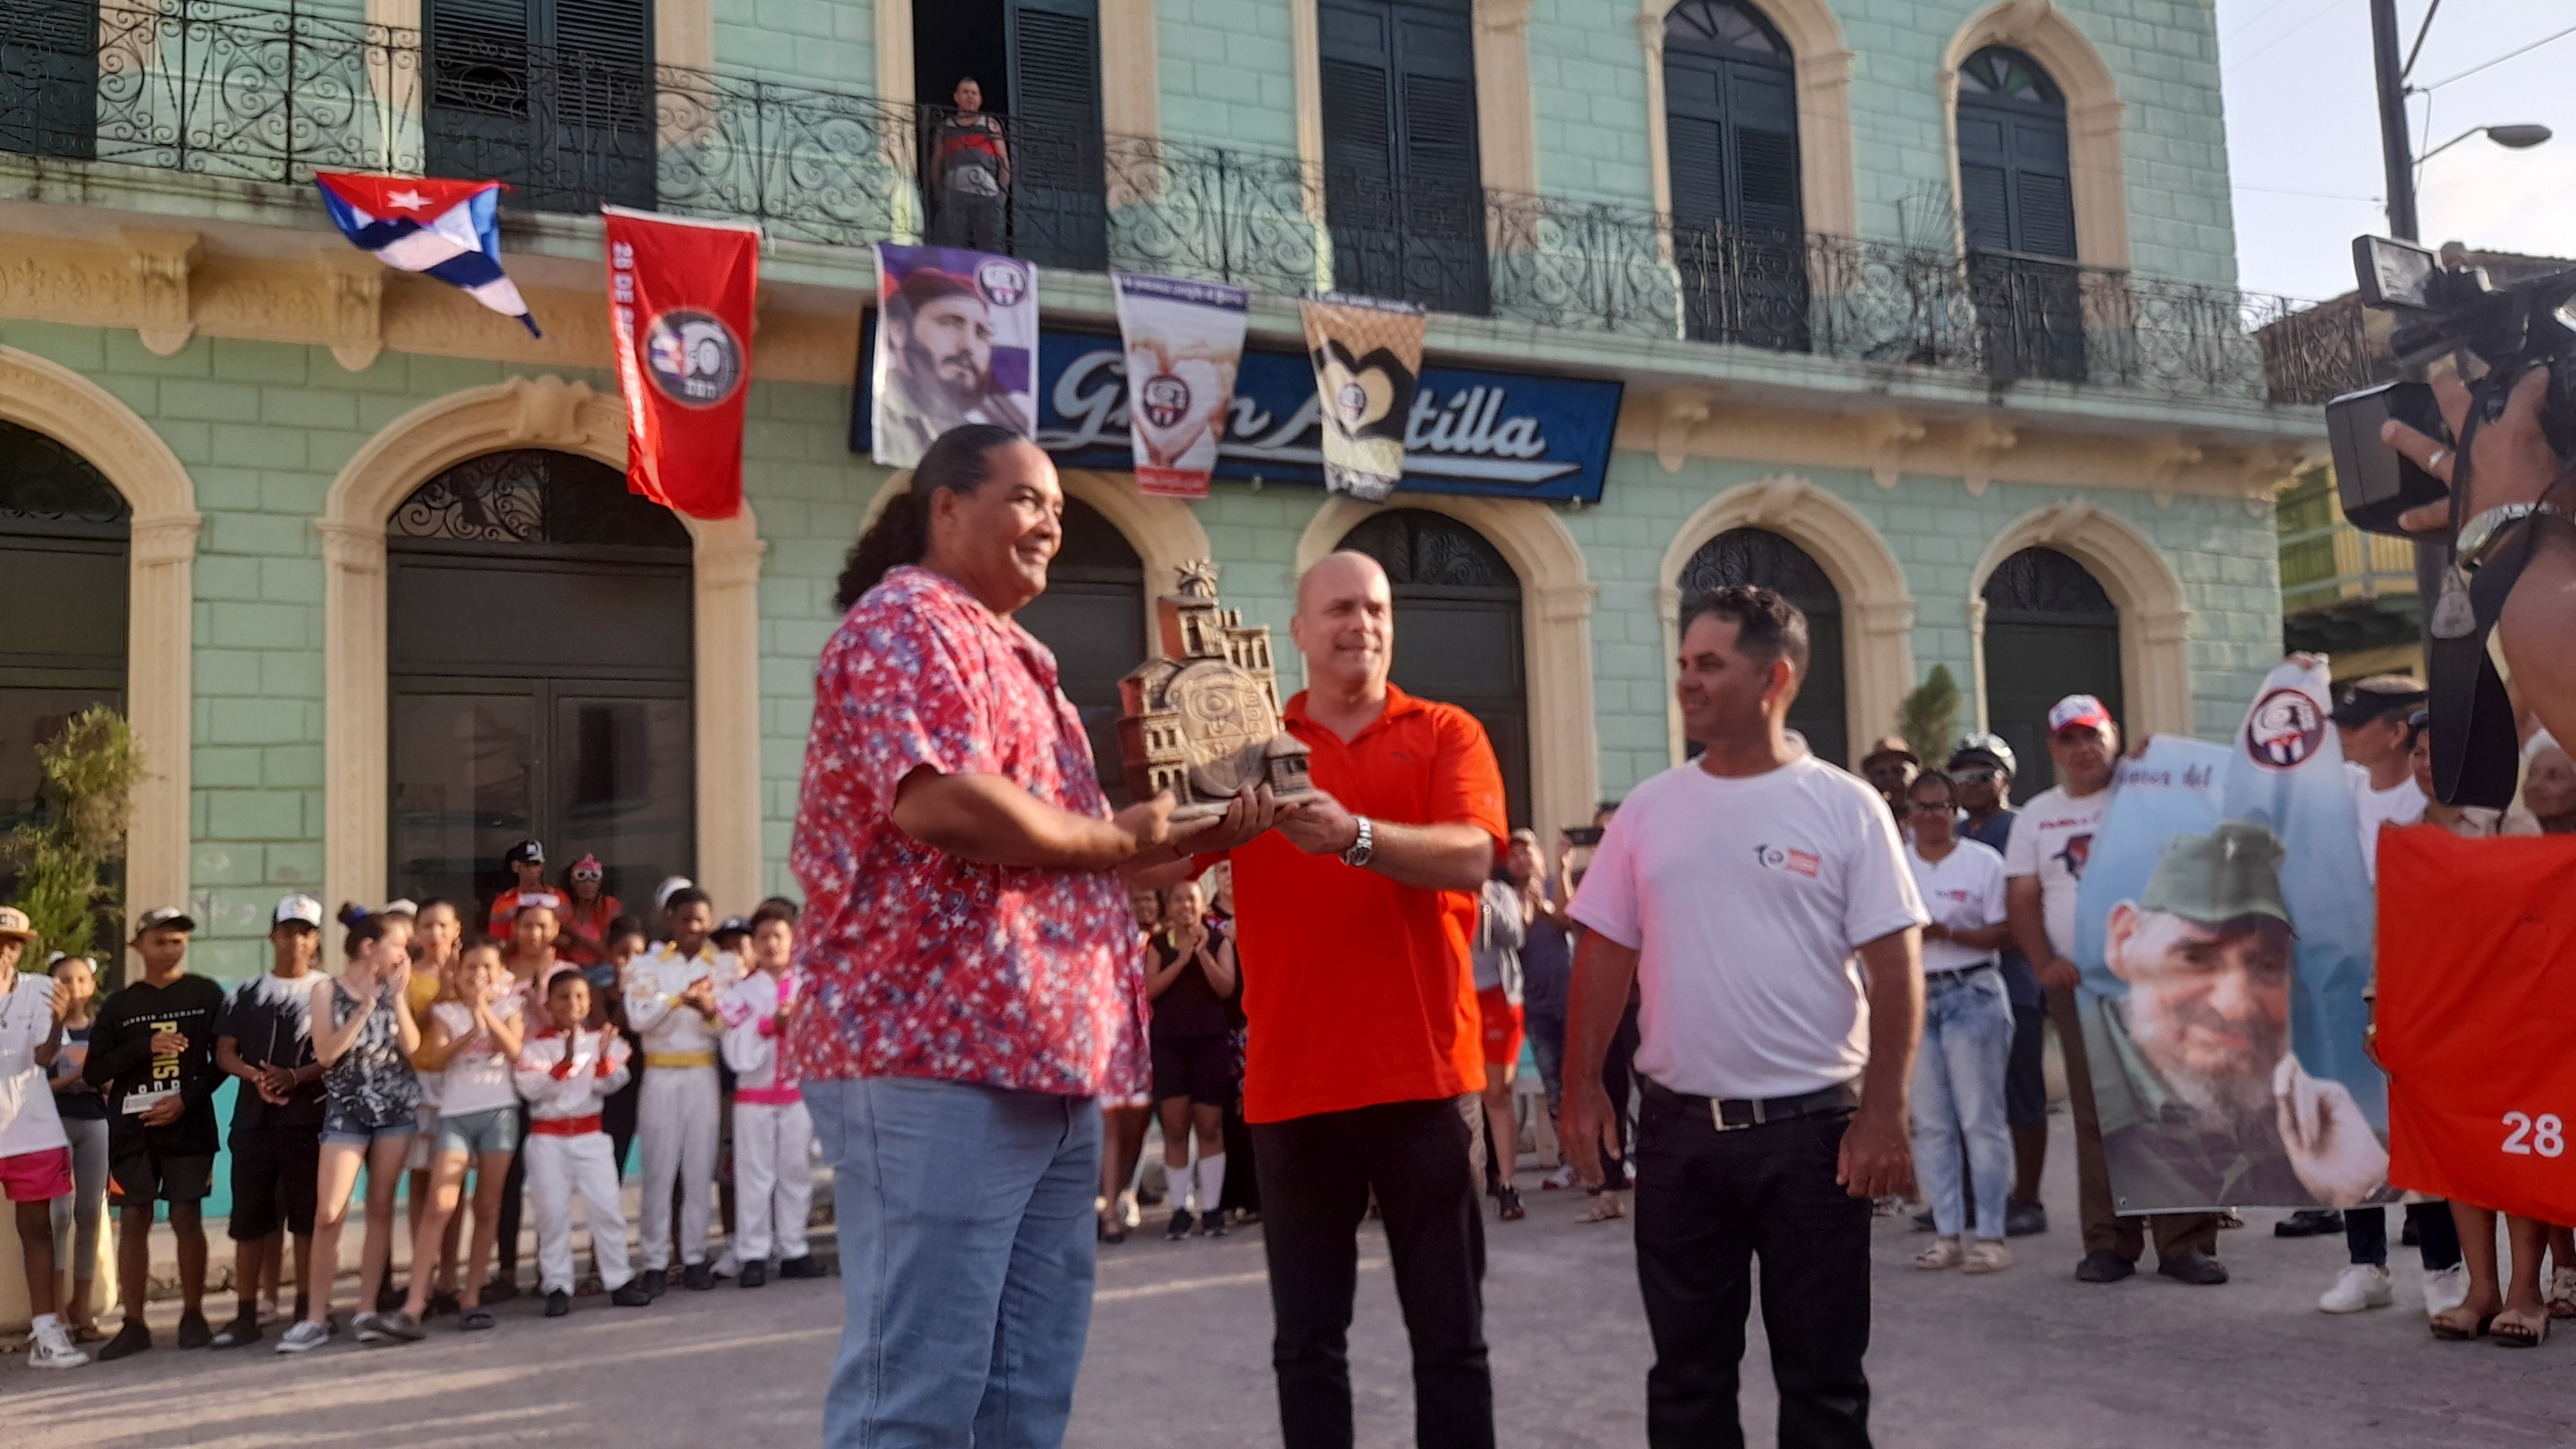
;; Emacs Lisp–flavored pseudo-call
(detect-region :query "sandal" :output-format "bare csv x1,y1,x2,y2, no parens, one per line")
2547,1268,2576,1320
2429,1305,2497,1341
2492,1307,2549,1349
459,1308,497,1331
1914,1237,1965,1271
1577,1193,1625,1224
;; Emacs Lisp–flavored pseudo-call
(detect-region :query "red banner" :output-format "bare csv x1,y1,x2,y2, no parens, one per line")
604,206,759,520
2377,824,2576,1223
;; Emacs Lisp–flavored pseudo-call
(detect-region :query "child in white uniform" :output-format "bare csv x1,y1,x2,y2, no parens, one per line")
718,904,822,1286
624,887,735,1294
515,974,654,1318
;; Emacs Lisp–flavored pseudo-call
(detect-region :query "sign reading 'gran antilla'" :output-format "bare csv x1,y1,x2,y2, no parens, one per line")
852,321,1624,503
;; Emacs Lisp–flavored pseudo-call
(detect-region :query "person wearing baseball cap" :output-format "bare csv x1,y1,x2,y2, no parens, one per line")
486,840,549,939
1940,734,2047,1239
86,905,225,1357
0,905,89,1367
1857,736,1920,819
2002,695,2228,1286
206,895,330,1348
2331,676,2430,882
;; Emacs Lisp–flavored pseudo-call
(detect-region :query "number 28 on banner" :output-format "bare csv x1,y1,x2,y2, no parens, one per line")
2503,1112,2566,1159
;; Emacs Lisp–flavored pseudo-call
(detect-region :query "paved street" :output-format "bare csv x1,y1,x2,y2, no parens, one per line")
12,1114,2575,1447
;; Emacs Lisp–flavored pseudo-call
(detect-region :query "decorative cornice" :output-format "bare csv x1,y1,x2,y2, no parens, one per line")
1858,412,1925,489
120,228,202,356
129,513,204,565
316,518,387,574
1536,581,1600,621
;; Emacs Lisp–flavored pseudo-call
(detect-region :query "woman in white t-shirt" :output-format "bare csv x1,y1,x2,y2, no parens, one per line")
1902,771,2018,1274
387,941,526,1336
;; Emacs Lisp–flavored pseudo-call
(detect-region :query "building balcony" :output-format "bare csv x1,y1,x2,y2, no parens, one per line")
1,0,2367,412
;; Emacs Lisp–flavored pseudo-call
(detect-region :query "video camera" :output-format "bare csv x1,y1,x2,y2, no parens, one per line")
2325,238,2576,533
2324,237,2576,809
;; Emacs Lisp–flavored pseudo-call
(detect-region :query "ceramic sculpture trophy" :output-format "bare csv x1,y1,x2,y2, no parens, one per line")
1117,561,1318,819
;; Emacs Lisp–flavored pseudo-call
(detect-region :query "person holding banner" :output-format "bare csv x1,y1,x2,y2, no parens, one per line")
2005,697,2228,1286
792,424,1271,1448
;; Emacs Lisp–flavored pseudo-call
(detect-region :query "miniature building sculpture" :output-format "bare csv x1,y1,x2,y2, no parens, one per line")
1118,560,1317,819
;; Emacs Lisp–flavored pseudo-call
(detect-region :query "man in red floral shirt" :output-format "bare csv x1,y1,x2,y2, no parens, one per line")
790,425,1272,1449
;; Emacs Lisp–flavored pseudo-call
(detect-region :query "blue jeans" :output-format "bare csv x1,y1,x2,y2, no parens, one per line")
803,1077,1102,1449
1909,967,2014,1242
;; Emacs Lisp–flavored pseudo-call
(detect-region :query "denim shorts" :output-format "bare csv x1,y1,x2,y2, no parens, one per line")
319,1105,418,1148
435,1106,522,1158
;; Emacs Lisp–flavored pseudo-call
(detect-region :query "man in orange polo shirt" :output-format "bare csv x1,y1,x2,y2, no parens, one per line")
1218,549,1506,1449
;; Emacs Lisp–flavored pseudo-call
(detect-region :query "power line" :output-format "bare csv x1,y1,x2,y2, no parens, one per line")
2224,0,2362,75
2400,0,2442,80
2413,20,2576,91
2221,0,2294,50
2233,183,2382,203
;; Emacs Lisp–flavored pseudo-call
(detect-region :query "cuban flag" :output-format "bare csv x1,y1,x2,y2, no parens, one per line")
315,172,540,336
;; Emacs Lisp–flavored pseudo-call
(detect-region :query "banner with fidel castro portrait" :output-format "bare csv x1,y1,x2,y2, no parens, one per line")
2069,657,2391,1216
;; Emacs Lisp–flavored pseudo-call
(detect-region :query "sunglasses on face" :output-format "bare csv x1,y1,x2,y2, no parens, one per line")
572,870,603,882
1953,769,1996,786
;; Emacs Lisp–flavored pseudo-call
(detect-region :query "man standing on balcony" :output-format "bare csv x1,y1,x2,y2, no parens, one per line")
931,76,1010,251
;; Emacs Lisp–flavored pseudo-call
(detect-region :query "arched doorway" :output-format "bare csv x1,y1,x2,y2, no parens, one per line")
1677,526,1845,766
385,449,695,916
0,420,129,905
1980,545,2121,801
1662,0,1806,349
1016,497,1146,804
1338,509,1529,825
1955,44,2083,383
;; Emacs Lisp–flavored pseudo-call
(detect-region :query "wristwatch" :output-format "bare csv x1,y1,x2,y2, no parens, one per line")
1341,815,1376,869
2457,501,2575,574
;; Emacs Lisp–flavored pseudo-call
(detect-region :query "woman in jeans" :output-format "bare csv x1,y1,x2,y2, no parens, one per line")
277,905,421,1354
386,940,526,1337
1901,770,2017,1274
46,952,109,1342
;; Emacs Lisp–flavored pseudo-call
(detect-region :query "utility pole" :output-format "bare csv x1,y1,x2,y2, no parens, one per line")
2371,0,2418,241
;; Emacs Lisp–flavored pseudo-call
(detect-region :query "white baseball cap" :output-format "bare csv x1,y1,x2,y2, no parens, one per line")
272,894,325,929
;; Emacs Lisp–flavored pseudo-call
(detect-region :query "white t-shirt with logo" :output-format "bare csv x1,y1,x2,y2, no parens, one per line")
1908,839,2009,975
2347,765,2427,882
1571,754,1928,1101
430,996,525,1117
2002,784,2114,959
0,972,70,1158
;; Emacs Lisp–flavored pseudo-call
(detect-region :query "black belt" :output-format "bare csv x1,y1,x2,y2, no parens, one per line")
1925,961,1996,983
1640,1077,1858,1133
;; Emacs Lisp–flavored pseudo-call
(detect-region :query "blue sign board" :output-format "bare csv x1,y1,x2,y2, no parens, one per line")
851,321,1624,502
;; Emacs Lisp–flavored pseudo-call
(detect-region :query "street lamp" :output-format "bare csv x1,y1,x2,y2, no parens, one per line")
2417,123,2555,166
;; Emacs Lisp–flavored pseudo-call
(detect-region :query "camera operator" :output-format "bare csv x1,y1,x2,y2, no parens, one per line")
2381,365,2576,749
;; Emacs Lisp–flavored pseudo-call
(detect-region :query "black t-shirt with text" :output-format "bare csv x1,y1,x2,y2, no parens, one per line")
216,972,326,1132
86,974,226,1157
1149,929,1233,1041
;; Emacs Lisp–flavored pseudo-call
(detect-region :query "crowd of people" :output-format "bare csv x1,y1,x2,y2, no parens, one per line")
0,850,829,1370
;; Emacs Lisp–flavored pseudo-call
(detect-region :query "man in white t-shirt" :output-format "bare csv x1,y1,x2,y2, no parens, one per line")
1901,770,2016,1273
2004,694,2226,1287
1563,586,1926,1446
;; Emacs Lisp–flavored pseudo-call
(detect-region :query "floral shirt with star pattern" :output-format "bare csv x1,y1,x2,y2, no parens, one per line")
787,565,1148,1097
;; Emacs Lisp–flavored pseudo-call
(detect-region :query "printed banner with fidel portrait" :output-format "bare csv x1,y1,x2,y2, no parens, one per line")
2072,658,2390,1215
870,242,1039,469
1300,293,1426,502
1110,272,1247,499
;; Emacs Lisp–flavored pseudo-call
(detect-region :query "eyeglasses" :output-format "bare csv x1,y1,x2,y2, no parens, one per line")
1908,800,1956,815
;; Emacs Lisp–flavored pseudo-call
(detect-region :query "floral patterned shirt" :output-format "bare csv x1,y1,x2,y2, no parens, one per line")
787,565,1147,1097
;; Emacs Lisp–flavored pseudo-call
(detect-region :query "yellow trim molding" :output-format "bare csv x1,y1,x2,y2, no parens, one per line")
1293,495,1600,853
0,344,197,929
1637,0,1859,238
1967,500,2190,741
1655,476,1916,768
318,377,766,925
1939,0,2129,271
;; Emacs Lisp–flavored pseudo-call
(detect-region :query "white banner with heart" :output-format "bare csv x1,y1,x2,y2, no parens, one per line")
1110,272,1249,498
1299,292,1426,502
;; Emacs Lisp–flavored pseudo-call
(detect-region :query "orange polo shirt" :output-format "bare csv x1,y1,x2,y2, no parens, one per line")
1220,684,1507,1123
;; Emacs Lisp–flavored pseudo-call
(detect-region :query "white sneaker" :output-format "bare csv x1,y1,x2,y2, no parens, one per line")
1542,1163,1576,1190
2318,1264,2394,1314
2424,1262,2472,1319
28,1321,89,1368
276,1319,331,1354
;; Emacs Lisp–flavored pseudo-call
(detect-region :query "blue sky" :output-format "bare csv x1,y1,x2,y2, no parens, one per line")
2218,0,2576,299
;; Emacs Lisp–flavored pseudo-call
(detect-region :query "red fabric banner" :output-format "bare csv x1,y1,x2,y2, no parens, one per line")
604,206,759,520
2377,824,2576,1224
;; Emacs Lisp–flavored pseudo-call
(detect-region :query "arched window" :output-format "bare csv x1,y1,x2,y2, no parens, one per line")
1678,527,1844,766
1338,509,1528,824
1980,545,2120,800
1956,45,2083,381
1663,0,1806,349
387,449,694,913
1014,498,1144,804
0,420,129,899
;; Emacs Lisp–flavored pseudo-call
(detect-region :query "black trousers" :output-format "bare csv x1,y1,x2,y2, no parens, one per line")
1252,1095,1493,1449
493,1103,531,1275
1633,1090,1872,1449
2348,1202,2463,1270
1599,1001,1641,1189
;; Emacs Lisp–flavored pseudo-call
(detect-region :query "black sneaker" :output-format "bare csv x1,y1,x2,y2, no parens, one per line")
1166,1208,1195,1241
739,1261,768,1289
482,1275,521,1304
96,1321,153,1361
2074,1250,2136,1284
640,1269,667,1299
1199,1212,1230,1238
427,1289,462,1318
175,1311,213,1350
1910,1208,1937,1233
544,1290,572,1318
610,1280,654,1307
2004,1200,2049,1238
2272,1208,2344,1238
683,1262,715,1291
375,1280,405,1313
777,1255,828,1280
207,1312,263,1349
2155,1250,2230,1286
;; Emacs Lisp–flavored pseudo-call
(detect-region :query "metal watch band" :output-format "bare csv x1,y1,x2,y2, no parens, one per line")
2459,502,2576,574
1341,815,1375,868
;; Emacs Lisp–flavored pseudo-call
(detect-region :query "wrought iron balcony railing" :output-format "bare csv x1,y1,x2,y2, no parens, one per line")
1,0,2371,408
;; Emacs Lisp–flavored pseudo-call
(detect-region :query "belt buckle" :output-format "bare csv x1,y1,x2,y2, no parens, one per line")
1710,1099,1756,1132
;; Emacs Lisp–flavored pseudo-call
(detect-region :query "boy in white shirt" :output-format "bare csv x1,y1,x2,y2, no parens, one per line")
515,972,654,1318
1900,772,2016,1274
0,905,86,1367
624,886,735,1294
719,904,824,1286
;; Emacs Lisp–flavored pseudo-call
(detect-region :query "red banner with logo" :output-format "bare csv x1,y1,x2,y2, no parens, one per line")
2378,824,2576,1224
604,207,759,520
